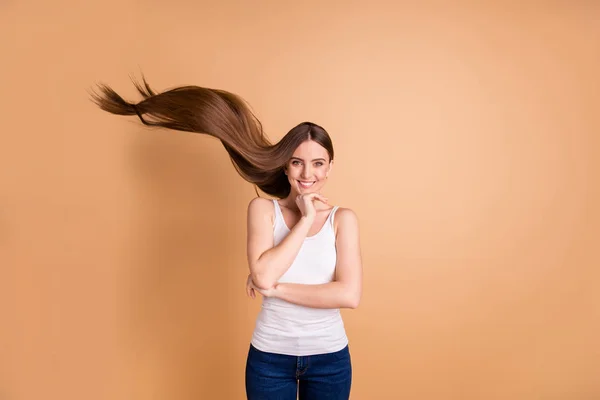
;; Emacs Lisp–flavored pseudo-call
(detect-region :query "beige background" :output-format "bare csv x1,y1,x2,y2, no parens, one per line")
1,1,599,399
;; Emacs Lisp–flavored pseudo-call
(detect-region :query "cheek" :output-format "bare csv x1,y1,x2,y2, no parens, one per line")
315,170,328,181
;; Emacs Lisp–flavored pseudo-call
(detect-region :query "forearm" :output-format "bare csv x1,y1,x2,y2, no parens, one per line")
274,281,360,309
251,216,314,289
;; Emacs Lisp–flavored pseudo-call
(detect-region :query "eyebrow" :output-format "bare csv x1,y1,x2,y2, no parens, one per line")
290,157,327,162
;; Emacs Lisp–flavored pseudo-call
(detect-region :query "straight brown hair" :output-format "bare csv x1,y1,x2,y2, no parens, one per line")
89,76,334,198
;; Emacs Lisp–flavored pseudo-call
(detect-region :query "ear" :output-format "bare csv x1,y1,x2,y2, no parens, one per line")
326,160,334,177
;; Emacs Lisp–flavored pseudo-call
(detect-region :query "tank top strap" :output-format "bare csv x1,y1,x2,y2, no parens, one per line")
328,205,340,229
272,199,283,227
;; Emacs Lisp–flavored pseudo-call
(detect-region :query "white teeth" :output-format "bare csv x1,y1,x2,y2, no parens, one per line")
299,181,315,188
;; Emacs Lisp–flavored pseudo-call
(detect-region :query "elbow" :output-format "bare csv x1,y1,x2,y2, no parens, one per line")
249,258,278,290
344,292,361,309
337,282,361,309
347,298,360,309
249,261,273,290
251,272,275,291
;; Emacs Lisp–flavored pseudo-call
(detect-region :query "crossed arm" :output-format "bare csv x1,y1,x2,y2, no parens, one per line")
246,197,363,309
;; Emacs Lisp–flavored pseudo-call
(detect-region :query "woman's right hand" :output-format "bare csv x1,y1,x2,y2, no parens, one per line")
295,186,328,219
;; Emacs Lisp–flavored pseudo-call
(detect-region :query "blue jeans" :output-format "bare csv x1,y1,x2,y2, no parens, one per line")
245,344,352,400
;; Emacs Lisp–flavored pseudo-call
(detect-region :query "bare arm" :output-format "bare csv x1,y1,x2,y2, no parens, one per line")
246,197,315,289
272,208,363,309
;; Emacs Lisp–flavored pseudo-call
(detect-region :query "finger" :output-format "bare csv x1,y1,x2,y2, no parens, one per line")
314,194,329,203
308,191,327,199
305,193,321,201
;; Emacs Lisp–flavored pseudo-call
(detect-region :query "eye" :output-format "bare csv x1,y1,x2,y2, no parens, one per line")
315,162,324,167
291,160,302,166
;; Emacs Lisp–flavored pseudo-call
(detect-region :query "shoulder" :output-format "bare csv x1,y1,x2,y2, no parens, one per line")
334,207,358,221
333,207,359,236
247,197,275,222
248,196,273,211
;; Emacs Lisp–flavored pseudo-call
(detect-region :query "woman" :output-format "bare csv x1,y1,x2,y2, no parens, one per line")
90,76,363,399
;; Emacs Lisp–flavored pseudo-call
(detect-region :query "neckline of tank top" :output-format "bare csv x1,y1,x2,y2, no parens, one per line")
274,200,338,240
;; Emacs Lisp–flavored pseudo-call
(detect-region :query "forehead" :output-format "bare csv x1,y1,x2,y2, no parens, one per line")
291,140,329,159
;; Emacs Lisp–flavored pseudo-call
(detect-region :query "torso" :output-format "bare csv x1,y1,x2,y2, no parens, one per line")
250,198,348,356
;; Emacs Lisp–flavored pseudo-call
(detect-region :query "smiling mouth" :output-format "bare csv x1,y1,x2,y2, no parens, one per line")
298,180,316,188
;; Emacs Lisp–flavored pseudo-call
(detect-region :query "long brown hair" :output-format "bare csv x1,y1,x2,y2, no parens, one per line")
89,76,334,198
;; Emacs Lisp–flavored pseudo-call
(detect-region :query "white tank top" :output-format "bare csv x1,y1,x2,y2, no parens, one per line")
250,199,349,356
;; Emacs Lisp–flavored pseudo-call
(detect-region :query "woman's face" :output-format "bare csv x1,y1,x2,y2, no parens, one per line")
285,140,332,195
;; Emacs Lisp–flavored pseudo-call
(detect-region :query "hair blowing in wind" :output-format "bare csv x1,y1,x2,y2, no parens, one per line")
89,76,334,198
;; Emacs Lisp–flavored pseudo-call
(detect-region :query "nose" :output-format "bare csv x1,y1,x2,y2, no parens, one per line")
301,165,312,179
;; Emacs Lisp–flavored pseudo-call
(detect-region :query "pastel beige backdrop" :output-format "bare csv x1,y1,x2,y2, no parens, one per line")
1,1,598,399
